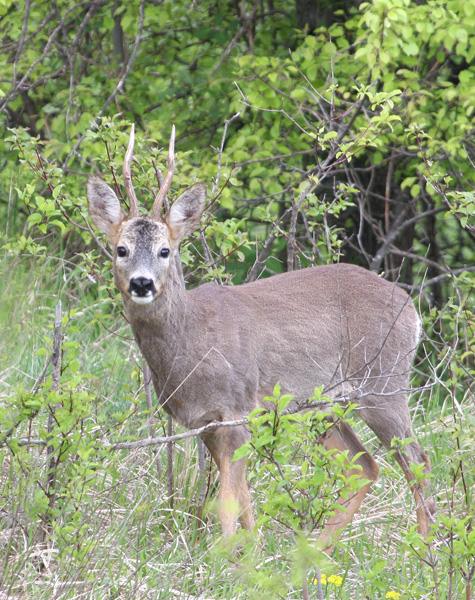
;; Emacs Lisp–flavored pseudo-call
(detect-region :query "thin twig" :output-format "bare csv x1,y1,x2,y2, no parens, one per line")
287,190,298,272
39,300,63,543
167,414,174,506
196,437,208,519
61,0,146,170
143,360,163,477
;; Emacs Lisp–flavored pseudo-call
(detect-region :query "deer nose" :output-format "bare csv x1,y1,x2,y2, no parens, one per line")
129,277,156,297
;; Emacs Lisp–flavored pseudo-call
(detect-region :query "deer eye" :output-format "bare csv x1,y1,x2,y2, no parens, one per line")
160,248,170,258
117,246,127,258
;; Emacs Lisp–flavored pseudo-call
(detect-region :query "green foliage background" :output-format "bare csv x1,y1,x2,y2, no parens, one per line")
0,1,474,599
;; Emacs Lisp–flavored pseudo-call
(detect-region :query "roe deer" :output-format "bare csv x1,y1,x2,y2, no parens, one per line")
87,125,435,550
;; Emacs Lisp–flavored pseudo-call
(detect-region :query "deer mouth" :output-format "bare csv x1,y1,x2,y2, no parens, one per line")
128,276,157,304
130,293,154,305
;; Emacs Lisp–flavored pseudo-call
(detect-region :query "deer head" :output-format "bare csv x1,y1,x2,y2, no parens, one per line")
87,125,206,305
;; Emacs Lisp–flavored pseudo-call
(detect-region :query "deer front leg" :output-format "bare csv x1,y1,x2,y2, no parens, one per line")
202,426,255,538
218,453,255,537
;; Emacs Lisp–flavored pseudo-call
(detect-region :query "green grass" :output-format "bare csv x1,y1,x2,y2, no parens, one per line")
0,251,473,600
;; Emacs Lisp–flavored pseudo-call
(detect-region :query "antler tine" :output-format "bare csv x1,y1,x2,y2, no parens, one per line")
123,124,140,217
152,125,176,219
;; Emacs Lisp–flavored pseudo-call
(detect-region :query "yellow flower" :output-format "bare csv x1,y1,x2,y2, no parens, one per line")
386,592,401,599
328,574,343,586
312,573,343,586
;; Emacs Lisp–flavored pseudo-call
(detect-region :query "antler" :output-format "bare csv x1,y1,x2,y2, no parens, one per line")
152,125,175,219
123,124,140,217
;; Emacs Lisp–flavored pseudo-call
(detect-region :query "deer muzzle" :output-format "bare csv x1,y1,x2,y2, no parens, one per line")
129,276,157,304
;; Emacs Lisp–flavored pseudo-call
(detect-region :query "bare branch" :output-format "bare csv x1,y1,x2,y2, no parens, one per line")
143,360,163,477
398,265,475,293
61,0,146,170
11,396,348,450
234,149,313,168
370,206,445,273
167,414,174,505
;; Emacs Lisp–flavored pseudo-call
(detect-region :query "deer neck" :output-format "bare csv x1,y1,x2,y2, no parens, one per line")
122,261,189,365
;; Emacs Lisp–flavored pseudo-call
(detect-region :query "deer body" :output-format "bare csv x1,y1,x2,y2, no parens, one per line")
128,264,417,427
87,127,435,549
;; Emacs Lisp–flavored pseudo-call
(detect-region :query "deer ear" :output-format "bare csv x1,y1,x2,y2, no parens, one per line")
87,175,126,236
166,183,207,243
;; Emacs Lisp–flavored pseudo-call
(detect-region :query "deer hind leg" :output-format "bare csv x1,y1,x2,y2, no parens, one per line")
360,396,436,538
392,442,435,538
202,426,255,538
317,420,380,554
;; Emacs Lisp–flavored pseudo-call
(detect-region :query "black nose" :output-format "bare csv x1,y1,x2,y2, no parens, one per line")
129,277,156,296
